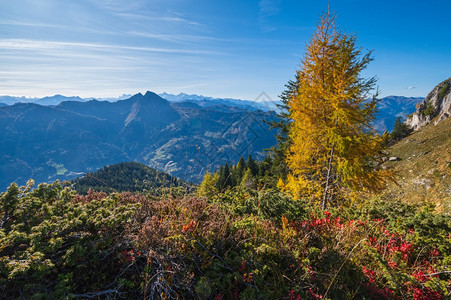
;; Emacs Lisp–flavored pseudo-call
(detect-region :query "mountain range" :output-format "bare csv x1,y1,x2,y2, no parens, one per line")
373,96,424,132
0,93,422,130
0,93,276,111
0,91,278,189
0,91,424,190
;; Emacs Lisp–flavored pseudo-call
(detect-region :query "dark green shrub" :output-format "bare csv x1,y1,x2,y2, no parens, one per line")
438,82,449,99
391,117,411,141
424,101,435,116
1,180,449,299
0,181,139,298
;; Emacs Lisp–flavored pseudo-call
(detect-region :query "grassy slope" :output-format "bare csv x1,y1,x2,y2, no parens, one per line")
381,117,451,213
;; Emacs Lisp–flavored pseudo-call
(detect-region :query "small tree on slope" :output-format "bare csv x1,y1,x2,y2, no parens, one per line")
281,11,391,209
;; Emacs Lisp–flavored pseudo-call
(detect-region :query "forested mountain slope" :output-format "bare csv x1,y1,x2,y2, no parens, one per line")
72,161,189,194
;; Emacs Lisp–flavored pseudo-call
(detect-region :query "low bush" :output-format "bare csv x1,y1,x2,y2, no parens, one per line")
1,181,449,299
438,82,449,100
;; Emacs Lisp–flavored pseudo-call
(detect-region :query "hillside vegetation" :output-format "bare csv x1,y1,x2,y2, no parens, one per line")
0,179,449,299
72,161,189,195
382,117,451,213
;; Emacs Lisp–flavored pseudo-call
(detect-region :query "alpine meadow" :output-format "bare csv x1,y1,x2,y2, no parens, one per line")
0,2,450,300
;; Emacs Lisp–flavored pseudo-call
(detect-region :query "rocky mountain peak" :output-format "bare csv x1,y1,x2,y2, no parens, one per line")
406,78,451,130
123,91,179,128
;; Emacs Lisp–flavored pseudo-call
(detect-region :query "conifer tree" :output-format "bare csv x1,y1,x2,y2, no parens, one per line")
217,163,232,191
267,74,299,179
240,168,255,189
258,156,271,177
282,11,390,209
216,165,224,190
247,155,259,177
234,156,246,183
391,117,411,142
197,171,219,198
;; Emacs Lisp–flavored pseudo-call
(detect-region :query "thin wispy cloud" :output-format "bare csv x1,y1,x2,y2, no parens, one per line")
128,31,262,45
127,31,198,43
1,0,450,99
117,13,203,27
0,20,68,29
88,0,147,13
0,39,223,55
162,16,202,27
258,0,281,32
0,19,131,39
259,0,281,18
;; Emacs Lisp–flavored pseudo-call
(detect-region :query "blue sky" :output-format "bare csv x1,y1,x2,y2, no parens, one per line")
1,0,450,100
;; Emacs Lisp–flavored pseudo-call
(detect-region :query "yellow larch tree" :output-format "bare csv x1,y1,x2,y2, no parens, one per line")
281,11,390,209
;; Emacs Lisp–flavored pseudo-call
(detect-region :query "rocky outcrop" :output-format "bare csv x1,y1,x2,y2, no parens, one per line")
405,78,451,130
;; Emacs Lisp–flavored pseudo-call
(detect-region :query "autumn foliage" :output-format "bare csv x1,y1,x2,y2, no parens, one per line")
1,181,449,298
282,12,391,208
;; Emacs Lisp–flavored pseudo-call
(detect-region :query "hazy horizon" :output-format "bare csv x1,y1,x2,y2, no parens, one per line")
1,0,450,101
0,92,426,102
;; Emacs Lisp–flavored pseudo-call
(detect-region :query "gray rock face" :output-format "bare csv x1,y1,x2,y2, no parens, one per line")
406,78,451,130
